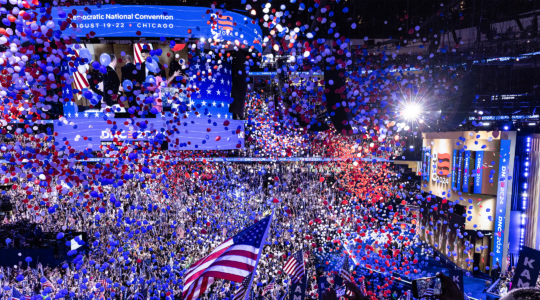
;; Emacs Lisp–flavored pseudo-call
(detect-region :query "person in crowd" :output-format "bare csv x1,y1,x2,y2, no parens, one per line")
121,54,138,108
168,56,188,88
102,54,122,107
139,48,166,82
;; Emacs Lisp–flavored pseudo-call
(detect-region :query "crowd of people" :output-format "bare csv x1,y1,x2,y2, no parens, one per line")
0,146,431,300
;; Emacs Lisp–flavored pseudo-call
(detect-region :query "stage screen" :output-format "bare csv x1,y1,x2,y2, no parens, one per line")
54,115,245,151
46,5,263,52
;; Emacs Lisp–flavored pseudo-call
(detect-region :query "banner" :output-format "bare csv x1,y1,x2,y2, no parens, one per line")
47,5,263,52
462,151,471,192
316,276,327,300
452,150,457,190
448,270,464,293
511,246,540,289
456,150,463,192
289,274,307,300
493,139,511,269
473,151,484,194
423,148,431,182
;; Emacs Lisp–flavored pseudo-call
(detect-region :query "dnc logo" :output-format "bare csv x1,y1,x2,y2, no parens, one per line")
436,153,451,176
216,15,234,31
211,14,234,37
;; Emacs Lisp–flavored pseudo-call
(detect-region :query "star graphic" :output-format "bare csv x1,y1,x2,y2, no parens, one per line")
67,113,71,118
207,90,212,95
84,113,89,118
212,78,216,83
216,90,221,96
75,112,79,117
217,113,221,118
201,100,207,106
212,101,217,107
196,113,201,118
94,112,99,118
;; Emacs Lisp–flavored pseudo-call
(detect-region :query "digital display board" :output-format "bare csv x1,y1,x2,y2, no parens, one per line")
474,151,484,194
54,114,244,151
462,151,471,192
493,139,511,268
46,5,263,52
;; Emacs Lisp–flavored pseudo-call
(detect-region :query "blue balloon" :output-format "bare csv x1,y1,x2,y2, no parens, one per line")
123,79,133,92
57,232,64,240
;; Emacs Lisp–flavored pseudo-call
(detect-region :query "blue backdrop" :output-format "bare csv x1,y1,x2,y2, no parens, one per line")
46,5,263,52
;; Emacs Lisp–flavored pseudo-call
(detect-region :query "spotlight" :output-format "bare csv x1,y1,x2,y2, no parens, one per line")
401,102,422,120
504,126,508,130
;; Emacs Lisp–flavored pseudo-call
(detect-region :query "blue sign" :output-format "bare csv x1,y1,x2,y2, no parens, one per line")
457,151,462,192
493,139,511,269
452,150,457,190
462,151,471,192
474,151,484,194
423,148,431,181
47,5,263,52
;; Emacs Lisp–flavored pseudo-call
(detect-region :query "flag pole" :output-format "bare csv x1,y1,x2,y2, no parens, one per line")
244,210,274,300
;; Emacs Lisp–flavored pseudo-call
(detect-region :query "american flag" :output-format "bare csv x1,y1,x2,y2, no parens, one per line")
134,43,154,64
23,294,32,300
182,214,273,300
233,273,252,300
99,276,109,289
42,278,55,291
423,287,434,296
359,278,367,297
71,44,90,92
339,258,351,281
283,250,305,283
11,287,22,300
263,278,275,295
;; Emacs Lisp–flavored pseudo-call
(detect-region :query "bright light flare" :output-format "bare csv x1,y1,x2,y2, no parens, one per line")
401,102,422,120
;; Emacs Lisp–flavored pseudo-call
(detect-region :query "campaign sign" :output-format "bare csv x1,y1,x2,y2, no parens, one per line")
511,246,540,289
47,5,263,52
493,139,511,268
448,270,464,293
317,276,328,300
289,274,307,300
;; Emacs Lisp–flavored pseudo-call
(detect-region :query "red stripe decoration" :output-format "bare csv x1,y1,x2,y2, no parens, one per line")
134,43,153,64
70,45,90,91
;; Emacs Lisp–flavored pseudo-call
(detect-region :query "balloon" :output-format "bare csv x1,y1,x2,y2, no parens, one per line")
77,65,88,74
145,75,156,84
79,48,92,62
99,53,111,66
123,80,133,92
147,60,159,73
57,232,64,239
